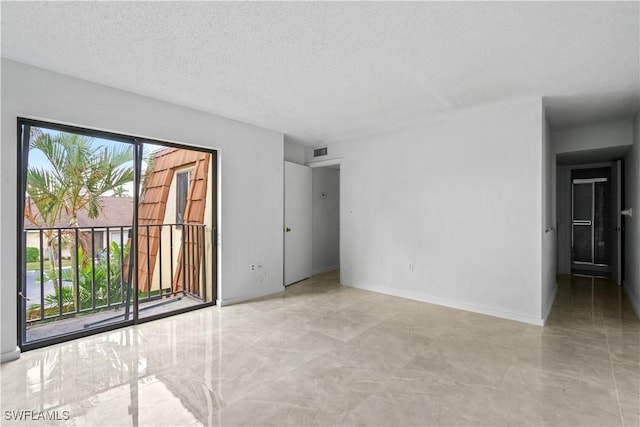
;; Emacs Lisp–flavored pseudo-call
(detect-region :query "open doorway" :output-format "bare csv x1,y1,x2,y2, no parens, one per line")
557,160,624,285
311,164,340,279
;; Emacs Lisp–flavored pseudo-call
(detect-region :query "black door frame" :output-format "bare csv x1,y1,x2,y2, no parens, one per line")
568,164,624,280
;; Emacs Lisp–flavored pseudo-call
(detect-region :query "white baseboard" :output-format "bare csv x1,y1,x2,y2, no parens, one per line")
1,346,21,363
217,285,285,307
312,265,339,276
342,282,544,326
623,284,640,319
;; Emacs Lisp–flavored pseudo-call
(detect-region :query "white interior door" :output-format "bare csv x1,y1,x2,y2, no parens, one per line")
284,161,312,285
612,160,622,285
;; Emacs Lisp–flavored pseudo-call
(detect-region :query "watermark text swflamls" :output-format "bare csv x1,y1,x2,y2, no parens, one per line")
4,410,70,422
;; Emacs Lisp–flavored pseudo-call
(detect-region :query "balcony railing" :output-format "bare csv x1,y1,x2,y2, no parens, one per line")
22,223,207,328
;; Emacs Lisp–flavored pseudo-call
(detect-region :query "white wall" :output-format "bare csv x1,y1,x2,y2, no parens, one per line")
1,60,285,362
312,168,340,275
624,110,640,316
541,111,557,320
313,98,544,324
553,120,634,154
284,140,306,165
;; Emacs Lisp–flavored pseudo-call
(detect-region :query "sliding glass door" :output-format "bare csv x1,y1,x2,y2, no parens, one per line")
571,172,612,276
134,142,216,321
18,119,216,350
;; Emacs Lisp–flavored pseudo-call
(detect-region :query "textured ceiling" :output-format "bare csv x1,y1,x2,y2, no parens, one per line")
2,1,639,146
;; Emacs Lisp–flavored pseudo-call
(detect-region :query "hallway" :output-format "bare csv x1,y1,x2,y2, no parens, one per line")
1,272,639,426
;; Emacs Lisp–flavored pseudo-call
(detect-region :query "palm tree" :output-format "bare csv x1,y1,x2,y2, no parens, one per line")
25,130,134,306
27,132,134,229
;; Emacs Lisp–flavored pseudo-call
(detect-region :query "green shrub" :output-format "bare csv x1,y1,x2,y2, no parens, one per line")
26,247,40,263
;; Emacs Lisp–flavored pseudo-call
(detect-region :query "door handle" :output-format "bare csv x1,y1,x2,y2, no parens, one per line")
285,227,291,232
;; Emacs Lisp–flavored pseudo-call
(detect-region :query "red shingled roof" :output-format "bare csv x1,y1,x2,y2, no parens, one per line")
24,196,134,229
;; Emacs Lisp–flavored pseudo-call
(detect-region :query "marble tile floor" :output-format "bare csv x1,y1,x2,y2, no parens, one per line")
1,271,639,426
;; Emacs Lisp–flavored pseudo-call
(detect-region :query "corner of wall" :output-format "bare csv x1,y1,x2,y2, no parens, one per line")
1,346,21,363
542,279,558,325
541,100,557,320
622,108,640,318
217,284,285,307
624,285,640,319
283,140,306,165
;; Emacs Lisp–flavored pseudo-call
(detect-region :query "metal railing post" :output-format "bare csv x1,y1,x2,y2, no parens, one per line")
202,225,207,302
146,224,151,301
158,224,163,297
38,230,45,320
74,229,80,313
169,225,174,294
57,231,63,317
91,228,96,310
106,231,111,308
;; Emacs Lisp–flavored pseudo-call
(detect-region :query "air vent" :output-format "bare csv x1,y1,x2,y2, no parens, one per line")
313,147,328,157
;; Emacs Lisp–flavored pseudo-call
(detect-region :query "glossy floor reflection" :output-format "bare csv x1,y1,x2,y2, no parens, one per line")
1,272,639,426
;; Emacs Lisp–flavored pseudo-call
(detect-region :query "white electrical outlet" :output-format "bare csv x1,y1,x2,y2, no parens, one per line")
250,264,257,272
408,263,414,272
